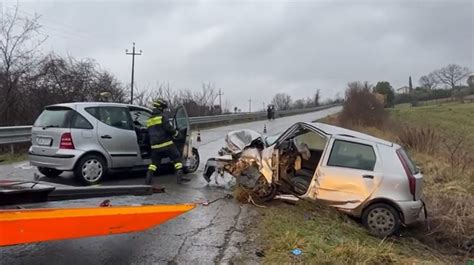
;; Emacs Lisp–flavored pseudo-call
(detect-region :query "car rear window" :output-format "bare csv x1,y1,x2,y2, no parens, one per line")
397,148,419,174
34,107,73,128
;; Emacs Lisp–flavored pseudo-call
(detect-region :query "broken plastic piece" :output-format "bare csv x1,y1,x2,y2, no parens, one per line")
291,248,302,256
275,194,299,204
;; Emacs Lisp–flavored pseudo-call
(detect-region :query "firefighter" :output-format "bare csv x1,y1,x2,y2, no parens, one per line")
145,99,190,188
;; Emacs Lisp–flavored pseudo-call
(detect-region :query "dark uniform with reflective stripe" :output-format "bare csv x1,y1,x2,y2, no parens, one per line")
145,102,184,185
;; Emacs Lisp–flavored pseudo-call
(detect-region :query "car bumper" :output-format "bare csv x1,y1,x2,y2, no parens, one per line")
397,199,426,225
28,149,83,171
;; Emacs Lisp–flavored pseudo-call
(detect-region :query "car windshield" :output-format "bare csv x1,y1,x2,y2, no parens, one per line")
264,134,280,146
34,107,73,128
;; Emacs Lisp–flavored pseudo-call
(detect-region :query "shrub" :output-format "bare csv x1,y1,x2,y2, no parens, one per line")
339,82,387,127
397,126,439,154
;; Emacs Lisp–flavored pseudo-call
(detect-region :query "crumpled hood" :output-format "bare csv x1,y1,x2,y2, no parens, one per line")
225,129,262,153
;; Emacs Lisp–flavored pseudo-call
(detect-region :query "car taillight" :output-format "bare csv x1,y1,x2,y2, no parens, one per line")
60,132,75,149
396,150,416,199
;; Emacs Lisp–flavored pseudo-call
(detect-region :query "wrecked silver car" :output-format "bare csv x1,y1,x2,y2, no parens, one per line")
204,122,426,237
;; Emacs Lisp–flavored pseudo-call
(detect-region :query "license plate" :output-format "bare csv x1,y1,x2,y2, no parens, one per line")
36,137,52,146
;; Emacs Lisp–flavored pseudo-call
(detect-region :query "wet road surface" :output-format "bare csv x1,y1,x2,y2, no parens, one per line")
0,107,340,264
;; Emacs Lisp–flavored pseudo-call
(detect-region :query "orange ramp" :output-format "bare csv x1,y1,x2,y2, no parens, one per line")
0,204,195,247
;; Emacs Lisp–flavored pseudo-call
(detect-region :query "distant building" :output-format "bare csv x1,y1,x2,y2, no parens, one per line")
396,86,410,94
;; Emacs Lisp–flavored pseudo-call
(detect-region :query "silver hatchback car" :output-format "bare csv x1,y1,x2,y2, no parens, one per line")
204,122,425,236
29,102,199,185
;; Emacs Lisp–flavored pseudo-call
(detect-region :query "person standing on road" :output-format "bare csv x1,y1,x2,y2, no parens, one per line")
145,99,190,189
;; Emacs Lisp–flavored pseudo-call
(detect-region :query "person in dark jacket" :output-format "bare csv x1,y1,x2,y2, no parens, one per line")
145,99,189,188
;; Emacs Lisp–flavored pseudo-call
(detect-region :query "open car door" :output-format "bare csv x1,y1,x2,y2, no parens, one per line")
173,105,191,161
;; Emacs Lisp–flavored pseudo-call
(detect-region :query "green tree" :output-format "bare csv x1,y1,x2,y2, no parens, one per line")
373,81,395,107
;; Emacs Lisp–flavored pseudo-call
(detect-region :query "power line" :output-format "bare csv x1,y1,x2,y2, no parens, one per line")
125,42,142,104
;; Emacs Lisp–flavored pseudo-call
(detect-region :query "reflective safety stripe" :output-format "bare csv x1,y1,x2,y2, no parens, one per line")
151,141,173,149
148,164,157,171
146,116,162,128
174,162,183,169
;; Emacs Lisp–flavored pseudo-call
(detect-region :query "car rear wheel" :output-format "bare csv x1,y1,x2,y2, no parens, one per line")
38,167,63,178
184,148,200,173
362,203,401,237
74,154,107,185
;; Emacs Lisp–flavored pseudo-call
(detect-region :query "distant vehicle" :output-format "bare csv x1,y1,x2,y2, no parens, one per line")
204,122,425,237
29,102,199,185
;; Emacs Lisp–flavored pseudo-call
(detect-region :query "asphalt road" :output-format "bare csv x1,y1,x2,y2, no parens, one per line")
0,106,341,265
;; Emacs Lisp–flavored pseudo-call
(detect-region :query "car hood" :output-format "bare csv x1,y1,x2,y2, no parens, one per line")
225,129,263,153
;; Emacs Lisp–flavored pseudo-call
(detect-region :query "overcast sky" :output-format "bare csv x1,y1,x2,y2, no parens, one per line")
2,0,473,110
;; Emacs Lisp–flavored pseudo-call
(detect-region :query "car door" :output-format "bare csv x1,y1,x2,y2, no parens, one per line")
311,137,383,209
85,106,140,168
172,105,191,161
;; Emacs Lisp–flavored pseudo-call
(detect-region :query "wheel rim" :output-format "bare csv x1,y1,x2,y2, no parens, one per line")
81,159,103,182
367,207,396,235
187,152,199,172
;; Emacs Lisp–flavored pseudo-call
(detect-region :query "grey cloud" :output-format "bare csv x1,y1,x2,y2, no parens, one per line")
13,0,474,109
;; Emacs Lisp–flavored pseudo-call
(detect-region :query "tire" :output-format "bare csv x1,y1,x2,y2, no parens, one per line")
184,148,200,174
253,176,278,202
38,167,63,178
74,154,107,185
362,203,401,237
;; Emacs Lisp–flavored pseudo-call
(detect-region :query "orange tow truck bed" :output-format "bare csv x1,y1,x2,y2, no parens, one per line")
0,204,195,246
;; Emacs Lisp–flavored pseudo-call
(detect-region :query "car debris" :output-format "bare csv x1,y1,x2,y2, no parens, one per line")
274,194,300,204
203,122,426,237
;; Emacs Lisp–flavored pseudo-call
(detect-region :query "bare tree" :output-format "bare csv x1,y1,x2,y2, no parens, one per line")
272,93,292,110
434,64,471,89
0,4,47,124
419,72,438,90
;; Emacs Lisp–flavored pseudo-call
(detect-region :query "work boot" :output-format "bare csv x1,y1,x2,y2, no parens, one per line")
145,171,154,185
176,169,190,184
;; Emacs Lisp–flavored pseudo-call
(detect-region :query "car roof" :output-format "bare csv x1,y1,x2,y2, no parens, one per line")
308,122,395,147
46,102,151,111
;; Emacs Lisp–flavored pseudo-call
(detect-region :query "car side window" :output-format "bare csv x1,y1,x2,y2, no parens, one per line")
327,140,376,171
86,107,132,130
71,112,93,129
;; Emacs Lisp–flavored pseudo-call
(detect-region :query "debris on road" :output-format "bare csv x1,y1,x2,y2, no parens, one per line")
255,249,265,257
199,193,233,206
290,248,302,256
275,194,299,204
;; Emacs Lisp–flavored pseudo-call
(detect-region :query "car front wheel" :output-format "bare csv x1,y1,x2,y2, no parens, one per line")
74,154,107,185
38,167,63,178
184,148,200,173
362,203,401,237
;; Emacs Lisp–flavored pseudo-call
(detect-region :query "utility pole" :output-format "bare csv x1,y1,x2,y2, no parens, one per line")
217,88,224,113
125,42,142,104
248,97,252,113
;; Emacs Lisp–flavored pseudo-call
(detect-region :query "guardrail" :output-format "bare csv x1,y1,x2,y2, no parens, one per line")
0,104,340,148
